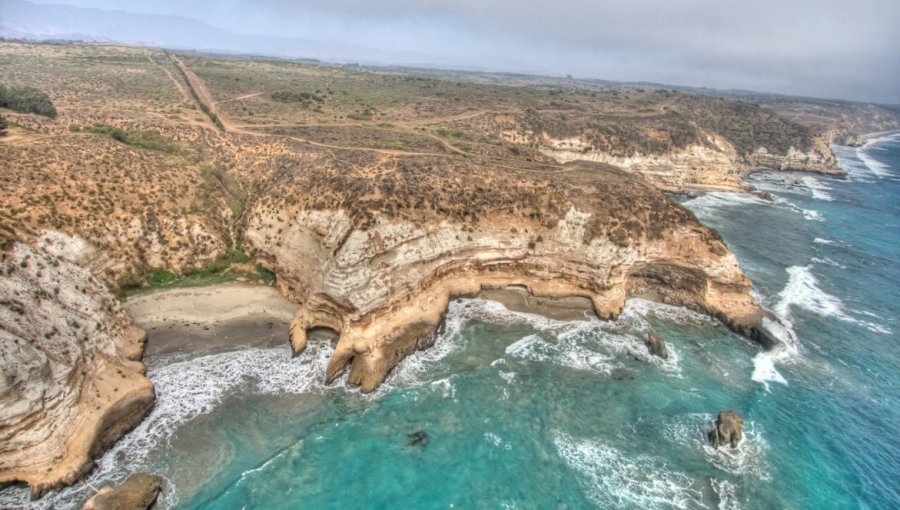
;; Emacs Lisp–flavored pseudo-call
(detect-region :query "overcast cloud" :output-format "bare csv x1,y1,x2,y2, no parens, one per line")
22,0,900,102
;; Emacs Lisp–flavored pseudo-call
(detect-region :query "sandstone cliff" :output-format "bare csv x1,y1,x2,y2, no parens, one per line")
246,166,775,392
535,132,841,192
0,232,154,498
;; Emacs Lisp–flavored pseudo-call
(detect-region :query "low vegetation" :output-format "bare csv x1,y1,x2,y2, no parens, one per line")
119,249,276,296
0,84,57,118
86,124,181,153
271,90,325,108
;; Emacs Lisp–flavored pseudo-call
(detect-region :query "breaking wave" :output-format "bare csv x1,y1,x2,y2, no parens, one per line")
0,341,337,509
856,135,898,178
752,263,892,389
389,298,689,389
553,431,707,509
801,175,834,201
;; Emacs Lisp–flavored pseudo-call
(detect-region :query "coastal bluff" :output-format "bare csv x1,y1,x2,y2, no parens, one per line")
0,233,154,498
246,165,779,392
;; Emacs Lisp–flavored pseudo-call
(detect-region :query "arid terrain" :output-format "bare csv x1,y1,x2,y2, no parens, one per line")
2,41,900,499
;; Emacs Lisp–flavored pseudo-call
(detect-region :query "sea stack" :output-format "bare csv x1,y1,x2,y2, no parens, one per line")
645,330,669,359
708,410,744,448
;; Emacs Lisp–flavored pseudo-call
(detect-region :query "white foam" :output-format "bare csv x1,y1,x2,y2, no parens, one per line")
552,431,706,509
857,138,895,178
389,298,688,387
801,175,834,201
384,298,571,389
751,262,896,388
810,257,846,269
504,333,616,374
683,192,768,221
831,144,876,183
800,208,824,221
0,341,337,509
665,413,770,481
711,479,741,510
751,265,839,388
775,266,847,326
813,238,834,245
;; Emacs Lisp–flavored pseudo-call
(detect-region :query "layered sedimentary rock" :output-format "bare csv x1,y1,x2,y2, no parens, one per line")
538,133,841,192
0,233,154,498
246,167,776,393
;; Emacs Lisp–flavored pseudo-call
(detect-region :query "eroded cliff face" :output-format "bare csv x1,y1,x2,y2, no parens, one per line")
535,132,841,192
246,184,771,393
0,232,154,498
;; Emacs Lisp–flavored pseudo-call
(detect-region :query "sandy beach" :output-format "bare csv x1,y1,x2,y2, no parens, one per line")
125,284,299,357
125,283,598,358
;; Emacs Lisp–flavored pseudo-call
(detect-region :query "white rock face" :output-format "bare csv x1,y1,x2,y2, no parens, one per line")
0,233,153,498
537,133,841,191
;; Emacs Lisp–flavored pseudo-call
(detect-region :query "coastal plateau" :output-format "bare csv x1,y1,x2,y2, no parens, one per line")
1,42,899,499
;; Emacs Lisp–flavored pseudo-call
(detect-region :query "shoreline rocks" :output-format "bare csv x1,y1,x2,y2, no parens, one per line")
80,473,162,510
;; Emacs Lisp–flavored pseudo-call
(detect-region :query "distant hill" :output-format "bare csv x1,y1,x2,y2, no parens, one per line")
0,0,385,62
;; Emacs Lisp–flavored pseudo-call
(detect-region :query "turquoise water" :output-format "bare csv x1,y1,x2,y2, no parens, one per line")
2,135,898,509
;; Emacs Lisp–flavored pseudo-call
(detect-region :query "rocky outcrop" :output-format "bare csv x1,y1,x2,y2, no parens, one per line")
748,138,842,176
0,233,154,498
246,171,777,393
536,133,842,192
645,331,668,359
80,473,162,510
708,410,744,448
539,133,748,192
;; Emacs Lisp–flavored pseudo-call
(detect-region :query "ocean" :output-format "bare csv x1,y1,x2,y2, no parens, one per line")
2,134,898,509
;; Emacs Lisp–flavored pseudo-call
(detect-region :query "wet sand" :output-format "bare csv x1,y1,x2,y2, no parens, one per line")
476,286,596,321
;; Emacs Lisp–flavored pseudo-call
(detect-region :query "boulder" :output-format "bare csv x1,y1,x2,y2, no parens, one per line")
407,430,430,447
707,410,744,448
81,473,162,510
646,331,669,359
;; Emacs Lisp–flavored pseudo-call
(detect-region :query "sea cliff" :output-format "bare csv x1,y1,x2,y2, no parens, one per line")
246,166,775,392
0,233,153,498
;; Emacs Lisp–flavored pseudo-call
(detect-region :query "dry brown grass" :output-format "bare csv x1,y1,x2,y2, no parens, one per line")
5,41,850,283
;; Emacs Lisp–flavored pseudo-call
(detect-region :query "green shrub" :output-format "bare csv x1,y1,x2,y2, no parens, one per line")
272,90,325,107
86,124,180,153
148,269,177,285
0,84,57,118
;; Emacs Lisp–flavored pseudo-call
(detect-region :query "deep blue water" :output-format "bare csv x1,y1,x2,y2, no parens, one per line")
2,135,898,509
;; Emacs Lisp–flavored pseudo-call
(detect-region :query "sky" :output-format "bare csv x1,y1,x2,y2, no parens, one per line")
20,0,900,103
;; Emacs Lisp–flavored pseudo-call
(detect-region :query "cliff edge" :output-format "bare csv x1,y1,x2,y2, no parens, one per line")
246,164,776,392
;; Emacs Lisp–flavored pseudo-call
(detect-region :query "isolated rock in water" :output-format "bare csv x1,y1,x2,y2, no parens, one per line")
645,330,669,359
0,233,154,498
708,410,744,448
81,473,162,510
407,430,429,447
